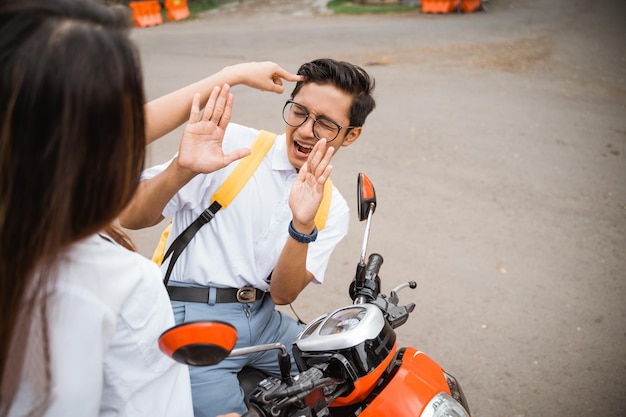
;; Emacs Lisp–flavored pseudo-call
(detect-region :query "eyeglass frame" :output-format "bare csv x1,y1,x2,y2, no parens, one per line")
282,100,356,143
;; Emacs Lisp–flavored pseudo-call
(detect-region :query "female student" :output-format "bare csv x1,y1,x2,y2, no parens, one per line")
0,0,301,415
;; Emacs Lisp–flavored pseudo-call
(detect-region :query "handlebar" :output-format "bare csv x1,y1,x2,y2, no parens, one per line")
352,253,383,304
365,253,383,277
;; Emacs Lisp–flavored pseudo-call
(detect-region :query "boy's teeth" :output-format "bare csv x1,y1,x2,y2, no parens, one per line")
296,141,313,154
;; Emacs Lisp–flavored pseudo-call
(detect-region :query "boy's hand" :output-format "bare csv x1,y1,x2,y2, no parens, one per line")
289,139,335,232
176,84,250,176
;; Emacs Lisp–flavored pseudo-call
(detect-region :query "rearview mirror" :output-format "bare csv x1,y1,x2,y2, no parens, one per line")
159,320,293,383
158,321,237,366
357,173,376,222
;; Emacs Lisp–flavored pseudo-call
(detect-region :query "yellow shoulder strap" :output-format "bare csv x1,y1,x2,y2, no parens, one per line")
211,130,276,209
152,132,334,265
151,223,171,264
314,178,332,231
152,131,276,265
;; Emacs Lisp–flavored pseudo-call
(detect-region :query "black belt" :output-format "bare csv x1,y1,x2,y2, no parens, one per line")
167,285,265,303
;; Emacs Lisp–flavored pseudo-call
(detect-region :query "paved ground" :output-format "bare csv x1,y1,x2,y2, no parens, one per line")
127,0,626,415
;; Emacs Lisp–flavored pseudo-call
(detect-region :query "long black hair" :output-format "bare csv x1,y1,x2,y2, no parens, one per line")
0,0,146,413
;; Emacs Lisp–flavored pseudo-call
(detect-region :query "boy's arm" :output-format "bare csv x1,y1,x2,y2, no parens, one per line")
269,140,335,305
119,157,195,229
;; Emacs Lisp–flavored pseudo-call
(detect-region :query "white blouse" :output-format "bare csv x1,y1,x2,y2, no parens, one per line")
8,234,193,417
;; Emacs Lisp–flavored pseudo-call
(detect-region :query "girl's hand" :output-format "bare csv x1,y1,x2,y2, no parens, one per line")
225,61,304,94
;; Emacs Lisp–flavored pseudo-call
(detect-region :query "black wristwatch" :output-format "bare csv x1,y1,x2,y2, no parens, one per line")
288,221,318,244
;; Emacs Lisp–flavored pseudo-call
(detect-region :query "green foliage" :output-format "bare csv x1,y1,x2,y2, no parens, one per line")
187,0,235,17
327,0,418,14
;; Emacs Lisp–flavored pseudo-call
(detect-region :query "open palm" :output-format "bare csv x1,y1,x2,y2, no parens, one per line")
177,86,250,175
289,140,335,225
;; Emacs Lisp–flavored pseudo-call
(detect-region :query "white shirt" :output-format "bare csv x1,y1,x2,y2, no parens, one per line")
8,234,194,417
142,123,349,290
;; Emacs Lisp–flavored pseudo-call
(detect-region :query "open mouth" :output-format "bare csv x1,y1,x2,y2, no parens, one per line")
294,141,313,157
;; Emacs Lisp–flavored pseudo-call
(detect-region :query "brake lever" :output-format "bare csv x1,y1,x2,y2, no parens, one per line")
388,281,417,305
372,281,417,328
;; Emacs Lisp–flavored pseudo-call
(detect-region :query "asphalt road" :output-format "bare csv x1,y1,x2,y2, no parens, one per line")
126,0,626,415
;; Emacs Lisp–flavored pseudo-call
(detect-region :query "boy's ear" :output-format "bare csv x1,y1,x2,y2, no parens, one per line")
341,126,362,147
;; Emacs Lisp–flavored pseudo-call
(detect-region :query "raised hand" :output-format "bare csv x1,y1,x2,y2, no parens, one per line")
176,84,251,176
289,139,335,230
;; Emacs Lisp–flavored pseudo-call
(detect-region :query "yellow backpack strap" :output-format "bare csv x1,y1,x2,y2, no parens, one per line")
314,178,332,231
152,130,277,267
212,130,276,209
151,223,171,265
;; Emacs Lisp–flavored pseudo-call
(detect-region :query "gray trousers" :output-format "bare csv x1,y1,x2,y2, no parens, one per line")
171,288,304,417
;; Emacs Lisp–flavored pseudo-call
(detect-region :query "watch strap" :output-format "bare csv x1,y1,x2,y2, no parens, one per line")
288,221,318,243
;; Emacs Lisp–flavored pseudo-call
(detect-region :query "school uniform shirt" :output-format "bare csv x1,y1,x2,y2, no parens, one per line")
8,234,193,417
142,123,350,290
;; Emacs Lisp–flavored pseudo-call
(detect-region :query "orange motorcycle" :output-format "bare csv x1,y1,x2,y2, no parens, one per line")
159,173,472,417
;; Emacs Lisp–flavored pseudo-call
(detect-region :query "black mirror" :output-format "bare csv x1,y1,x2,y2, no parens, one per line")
158,321,237,366
357,173,376,222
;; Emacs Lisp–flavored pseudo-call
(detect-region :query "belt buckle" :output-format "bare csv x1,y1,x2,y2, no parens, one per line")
236,286,257,303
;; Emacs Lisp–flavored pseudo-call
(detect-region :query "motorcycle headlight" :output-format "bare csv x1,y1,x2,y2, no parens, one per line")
419,392,471,417
443,371,470,413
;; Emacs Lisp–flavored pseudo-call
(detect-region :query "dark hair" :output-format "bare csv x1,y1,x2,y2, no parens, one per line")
0,0,145,412
291,58,376,127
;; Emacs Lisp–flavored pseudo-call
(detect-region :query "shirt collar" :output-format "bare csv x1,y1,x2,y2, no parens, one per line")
271,133,296,172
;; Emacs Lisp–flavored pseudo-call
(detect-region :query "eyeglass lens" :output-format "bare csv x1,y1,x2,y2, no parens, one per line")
282,101,341,141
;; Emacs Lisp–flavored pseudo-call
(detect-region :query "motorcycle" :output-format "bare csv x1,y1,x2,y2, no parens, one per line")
158,173,472,417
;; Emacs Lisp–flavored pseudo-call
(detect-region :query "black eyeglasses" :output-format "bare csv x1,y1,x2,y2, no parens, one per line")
282,100,355,142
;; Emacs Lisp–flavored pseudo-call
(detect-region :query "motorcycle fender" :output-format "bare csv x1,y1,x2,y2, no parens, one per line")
358,346,451,416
